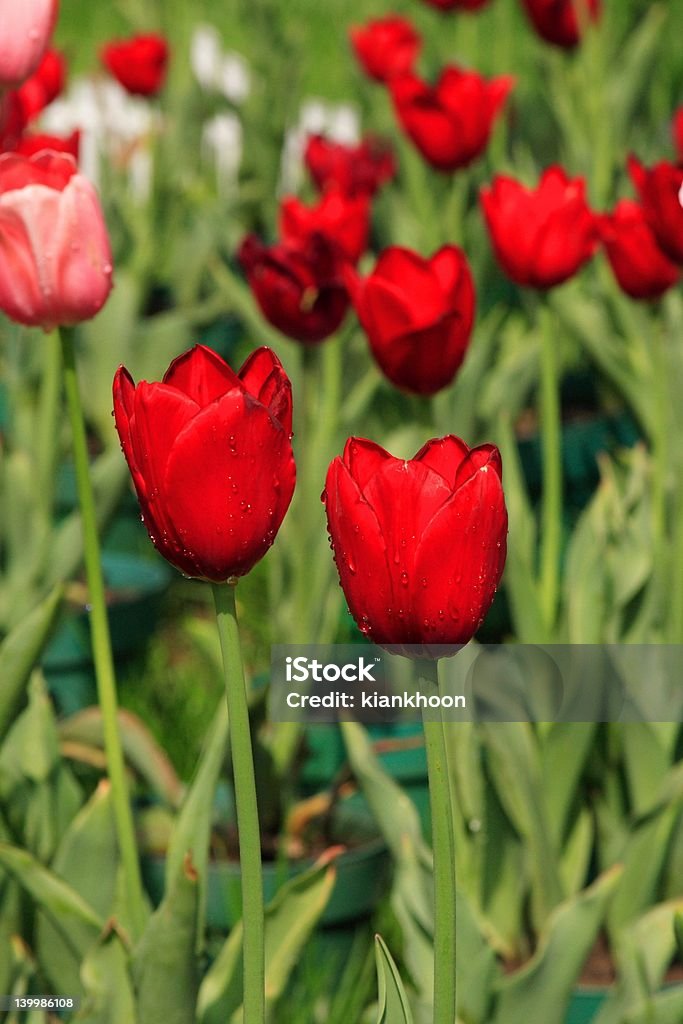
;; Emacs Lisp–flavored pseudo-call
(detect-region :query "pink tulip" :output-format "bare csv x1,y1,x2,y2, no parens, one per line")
0,151,113,330
0,0,59,88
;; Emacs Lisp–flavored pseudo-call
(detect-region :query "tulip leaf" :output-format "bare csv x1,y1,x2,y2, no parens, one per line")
479,722,564,930
59,707,184,809
47,448,131,587
607,801,682,936
491,866,622,1024
341,721,434,1017
197,861,336,1024
594,899,683,1024
36,781,121,996
165,697,230,950
0,587,62,739
0,843,104,958
132,852,200,1024
375,935,414,1024
77,926,138,1024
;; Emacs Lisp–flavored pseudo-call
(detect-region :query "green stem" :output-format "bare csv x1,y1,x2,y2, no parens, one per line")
421,658,457,1024
651,319,669,592
58,326,146,940
212,583,264,1024
36,330,61,517
538,304,562,632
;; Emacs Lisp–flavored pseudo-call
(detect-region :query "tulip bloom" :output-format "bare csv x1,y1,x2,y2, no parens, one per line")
390,67,513,173
13,130,80,160
347,246,475,395
597,200,679,301
0,91,26,151
349,16,421,84
421,0,491,9
304,134,395,198
14,48,65,121
101,33,169,97
481,166,597,288
520,0,601,49
238,233,349,344
279,189,370,264
0,0,58,88
113,345,296,583
628,155,683,265
323,435,507,655
0,151,112,330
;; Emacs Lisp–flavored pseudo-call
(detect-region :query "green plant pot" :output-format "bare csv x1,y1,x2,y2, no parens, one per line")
42,552,171,715
141,799,390,932
565,989,608,1023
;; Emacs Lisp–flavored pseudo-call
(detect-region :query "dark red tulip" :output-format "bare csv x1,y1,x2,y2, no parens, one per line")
15,49,65,121
101,33,169,97
421,0,491,9
0,91,27,151
673,108,683,164
597,200,679,301
628,155,683,265
520,0,601,49
304,134,395,198
349,16,421,83
346,245,475,395
113,345,296,583
238,233,349,344
481,166,597,288
13,130,80,160
323,435,507,657
389,67,513,173
279,188,371,264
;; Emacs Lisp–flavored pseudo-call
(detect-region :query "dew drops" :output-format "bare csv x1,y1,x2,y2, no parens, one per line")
400,570,409,587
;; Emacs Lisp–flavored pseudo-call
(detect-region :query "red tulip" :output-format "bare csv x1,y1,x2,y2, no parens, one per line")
279,189,371,264
673,108,683,164
597,200,679,301
520,0,601,49
113,345,295,583
0,0,58,88
389,67,513,173
346,246,475,395
323,435,507,656
304,134,395,198
349,16,421,83
0,151,112,330
481,166,597,288
628,155,683,266
101,33,169,97
238,233,349,344
15,49,65,121
13,130,80,160
0,91,27,151
421,0,491,10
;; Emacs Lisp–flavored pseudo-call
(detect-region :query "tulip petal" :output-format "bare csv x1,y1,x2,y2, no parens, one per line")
343,437,393,493
238,346,293,436
362,458,452,572
0,202,46,325
413,435,470,487
162,391,295,580
325,456,394,638
163,344,242,406
413,461,507,643
453,443,503,490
